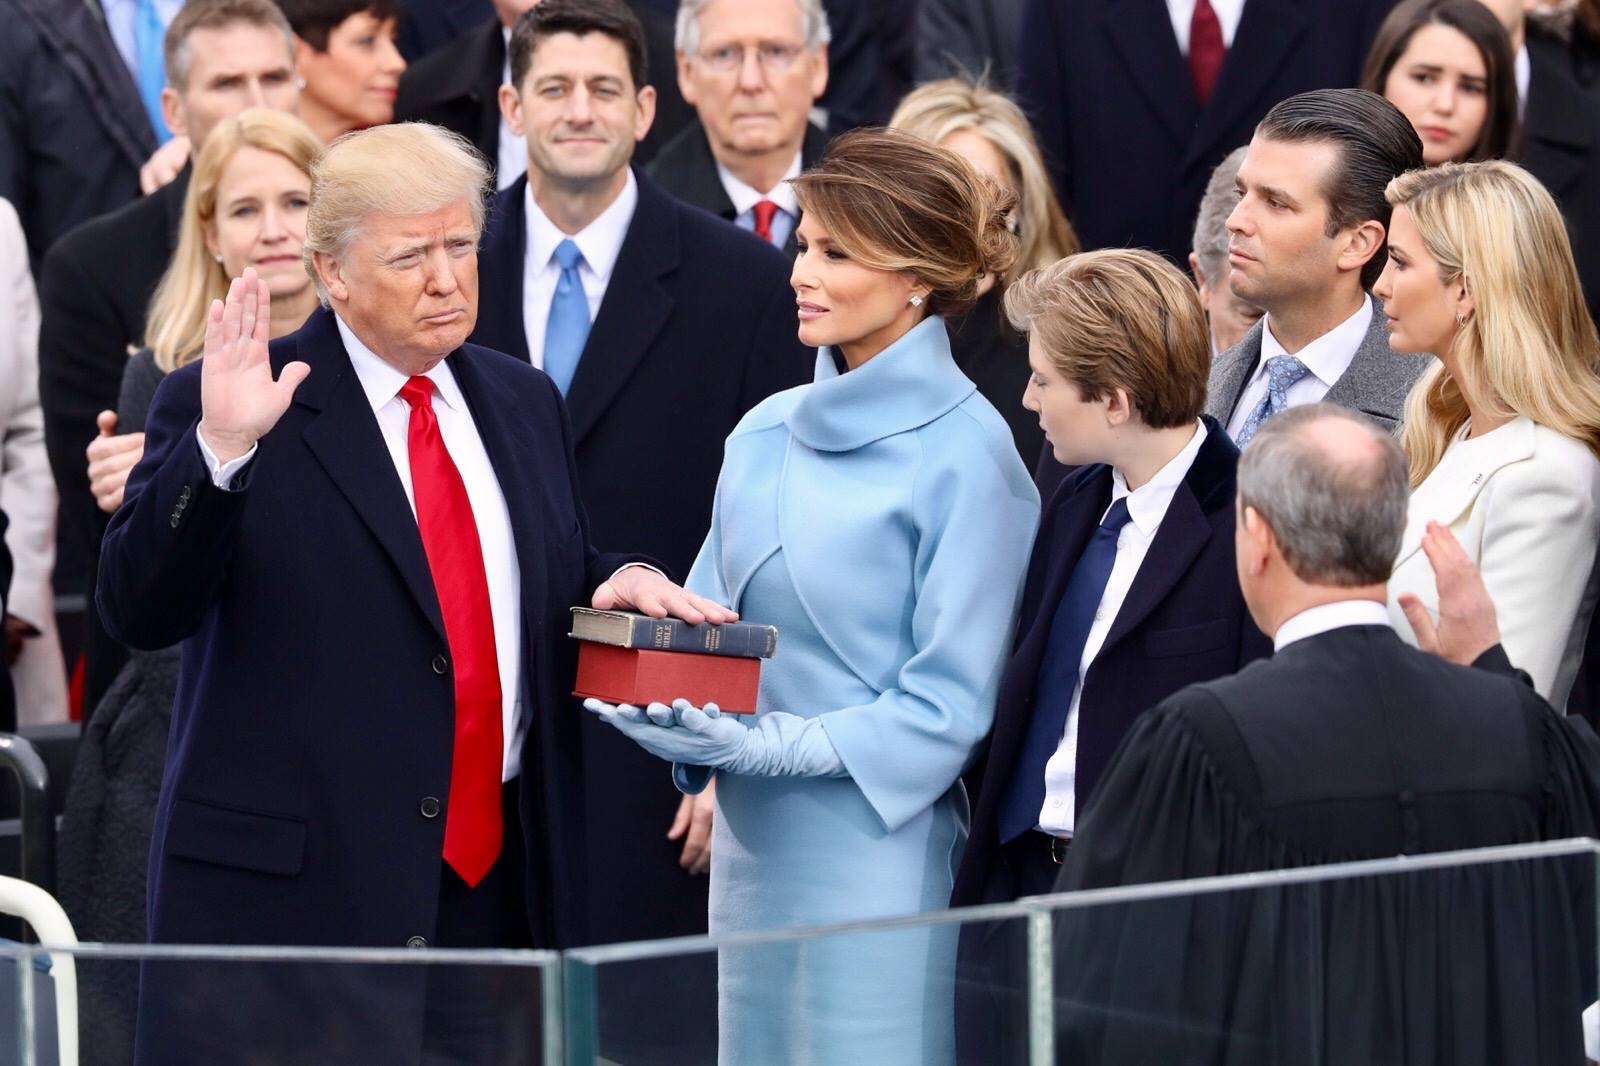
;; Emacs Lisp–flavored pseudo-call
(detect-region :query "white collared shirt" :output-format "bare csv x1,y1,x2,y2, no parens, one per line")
198,318,528,780
716,152,802,249
1226,298,1374,440
1165,0,1247,53
1273,599,1392,651
521,169,638,369
498,27,528,190
1037,420,1210,836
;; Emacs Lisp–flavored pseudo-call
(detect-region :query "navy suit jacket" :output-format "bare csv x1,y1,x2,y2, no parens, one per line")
471,171,810,947
1013,0,1397,262
952,419,1272,907
98,309,636,1060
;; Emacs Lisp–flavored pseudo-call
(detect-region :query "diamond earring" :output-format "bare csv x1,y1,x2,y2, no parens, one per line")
909,294,924,307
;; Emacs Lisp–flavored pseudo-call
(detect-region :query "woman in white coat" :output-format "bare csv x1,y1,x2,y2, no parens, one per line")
0,199,68,724
1378,160,1600,707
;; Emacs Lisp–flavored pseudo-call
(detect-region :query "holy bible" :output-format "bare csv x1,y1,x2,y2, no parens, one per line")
569,610,777,714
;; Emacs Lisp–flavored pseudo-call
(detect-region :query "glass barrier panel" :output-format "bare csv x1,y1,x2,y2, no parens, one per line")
1040,840,1600,1066
0,943,560,1066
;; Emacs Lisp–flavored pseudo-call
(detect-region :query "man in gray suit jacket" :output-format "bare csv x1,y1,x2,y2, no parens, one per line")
1208,90,1430,439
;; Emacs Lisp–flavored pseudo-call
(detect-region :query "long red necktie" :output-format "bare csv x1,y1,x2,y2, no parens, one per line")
400,376,504,888
1190,0,1226,107
752,199,780,245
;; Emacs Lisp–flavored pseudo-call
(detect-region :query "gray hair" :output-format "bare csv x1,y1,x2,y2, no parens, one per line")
1192,145,1247,285
164,0,296,91
674,0,831,55
302,123,491,306
1237,404,1409,586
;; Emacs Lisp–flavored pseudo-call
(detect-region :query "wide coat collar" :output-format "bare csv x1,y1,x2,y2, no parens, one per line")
1392,415,1537,572
785,316,976,453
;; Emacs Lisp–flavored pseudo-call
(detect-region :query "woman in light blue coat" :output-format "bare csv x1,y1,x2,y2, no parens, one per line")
587,129,1041,1064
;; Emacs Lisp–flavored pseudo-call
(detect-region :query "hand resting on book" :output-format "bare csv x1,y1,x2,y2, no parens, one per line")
584,698,848,781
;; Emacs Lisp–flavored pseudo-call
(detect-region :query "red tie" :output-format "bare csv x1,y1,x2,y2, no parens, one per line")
1190,0,1226,106
400,376,504,888
752,200,780,244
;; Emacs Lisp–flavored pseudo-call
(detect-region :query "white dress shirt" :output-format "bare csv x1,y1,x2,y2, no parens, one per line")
717,152,802,250
1226,298,1373,439
521,169,638,370
1274,598,1392,652
1036,420,1210,836
497,27,529,190
198,316,528,780
1165,0,1248,53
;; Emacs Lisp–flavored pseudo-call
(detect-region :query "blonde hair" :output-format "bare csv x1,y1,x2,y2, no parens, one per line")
1390,161,1600,484
1004,249,1209,429
303,123,490,305
145,109,323,372
889,79,1078,280
790,127,1018,319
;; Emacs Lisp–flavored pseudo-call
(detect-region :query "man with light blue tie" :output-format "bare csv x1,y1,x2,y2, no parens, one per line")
1204,90,1432,440
105,0,187,142
468,0,811,967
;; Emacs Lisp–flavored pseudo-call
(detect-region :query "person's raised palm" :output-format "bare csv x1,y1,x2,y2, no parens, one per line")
197,268,311,464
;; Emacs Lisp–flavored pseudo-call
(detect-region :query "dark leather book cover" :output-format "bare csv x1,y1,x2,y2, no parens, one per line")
572,644,761,714
568,608,778,659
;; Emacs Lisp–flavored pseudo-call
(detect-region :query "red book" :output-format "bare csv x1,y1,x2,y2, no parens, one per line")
573,643,761,714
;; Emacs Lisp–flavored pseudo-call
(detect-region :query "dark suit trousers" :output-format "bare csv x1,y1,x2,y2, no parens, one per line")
421,781,539,1066
955,833,1068,1066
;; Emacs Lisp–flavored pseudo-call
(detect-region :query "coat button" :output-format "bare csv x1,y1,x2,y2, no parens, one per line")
432,654,448,675
406,935,428,949
169,511,181,528
419,796,441,818
179,485,192,503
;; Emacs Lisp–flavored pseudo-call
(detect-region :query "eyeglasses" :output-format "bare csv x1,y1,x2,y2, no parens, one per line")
695,42,806,75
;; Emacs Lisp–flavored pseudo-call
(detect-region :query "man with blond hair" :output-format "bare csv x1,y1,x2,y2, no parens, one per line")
952,248,1272,1061
99,122,726,1065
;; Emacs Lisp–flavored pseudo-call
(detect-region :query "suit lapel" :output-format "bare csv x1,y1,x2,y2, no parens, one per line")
450,349,550,628
1101,0,1198,148
1097,486,1210,658
1010,471,1112,686
1185,0,1309,170
1320,299,1408,426
563,174,677,444
1391,417,1536,571
479,179,531,363
1521,31,1593,197
290,311,447,645
1206,323,1262,426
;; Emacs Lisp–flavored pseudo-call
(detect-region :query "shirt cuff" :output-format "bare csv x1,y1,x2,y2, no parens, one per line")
195,432,257,491
608,561,667,583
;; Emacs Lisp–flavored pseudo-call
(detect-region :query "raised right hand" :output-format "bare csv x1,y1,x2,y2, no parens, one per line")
197,268,310,465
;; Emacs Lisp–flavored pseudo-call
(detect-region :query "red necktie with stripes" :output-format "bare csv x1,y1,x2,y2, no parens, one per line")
752,199,780,244
1190,0,1226,106
400,376,504,888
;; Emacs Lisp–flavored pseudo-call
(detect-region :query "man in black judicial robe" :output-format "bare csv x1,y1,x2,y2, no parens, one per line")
1053,403,1600,1065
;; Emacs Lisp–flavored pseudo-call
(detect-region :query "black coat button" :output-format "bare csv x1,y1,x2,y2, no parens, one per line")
179,485,192,503
432,654,448,675
406,935,428,949
169,511,181,528
419,796,441,818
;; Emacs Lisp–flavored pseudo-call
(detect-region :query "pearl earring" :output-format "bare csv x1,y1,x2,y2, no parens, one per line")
213,254,224,264
909,294,924,308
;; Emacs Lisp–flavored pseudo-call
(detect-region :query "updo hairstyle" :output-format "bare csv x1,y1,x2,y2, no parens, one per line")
789,128,1019,319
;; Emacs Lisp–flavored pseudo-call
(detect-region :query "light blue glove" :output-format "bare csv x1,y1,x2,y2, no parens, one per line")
583,698,846,780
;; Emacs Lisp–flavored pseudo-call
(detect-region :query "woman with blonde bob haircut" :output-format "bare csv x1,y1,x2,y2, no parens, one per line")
890,78,1080,463
588,128,1040,1065
1378,159,1600,706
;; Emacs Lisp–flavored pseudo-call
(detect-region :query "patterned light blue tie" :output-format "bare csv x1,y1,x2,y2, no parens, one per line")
543,239,590,396
134,0,171,144
1234,354,1311,448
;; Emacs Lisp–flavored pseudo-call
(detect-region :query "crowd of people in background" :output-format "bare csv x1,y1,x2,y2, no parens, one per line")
4,0,1600,1062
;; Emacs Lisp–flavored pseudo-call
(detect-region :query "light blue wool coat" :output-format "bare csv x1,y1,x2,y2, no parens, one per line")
678,316,1040,1064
